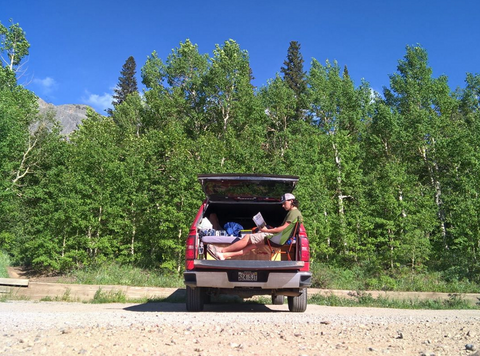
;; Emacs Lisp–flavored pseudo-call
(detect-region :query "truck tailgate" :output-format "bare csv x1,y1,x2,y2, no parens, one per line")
194,260,304,270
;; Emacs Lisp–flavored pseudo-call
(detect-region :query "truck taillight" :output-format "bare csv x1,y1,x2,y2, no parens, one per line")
186,260,194,270
298,227,310,272
185,205,205,271
185,232,196,270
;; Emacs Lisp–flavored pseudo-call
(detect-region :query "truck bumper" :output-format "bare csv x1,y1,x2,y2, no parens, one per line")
184,271,311,289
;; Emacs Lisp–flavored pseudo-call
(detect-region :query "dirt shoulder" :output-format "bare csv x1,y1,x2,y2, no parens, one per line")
7,266,76,283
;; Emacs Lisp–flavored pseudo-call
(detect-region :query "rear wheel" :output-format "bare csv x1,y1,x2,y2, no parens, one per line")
271,295,284,305
186,286,204,312
287,289,307,312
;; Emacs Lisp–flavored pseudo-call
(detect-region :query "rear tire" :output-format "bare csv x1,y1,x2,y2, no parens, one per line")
186,286,204,312
271,295,284,305
288,289,307,312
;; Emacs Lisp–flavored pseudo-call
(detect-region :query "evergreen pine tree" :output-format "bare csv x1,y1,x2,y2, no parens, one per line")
343,65,350,79
109,56,138,114
280,41,307,120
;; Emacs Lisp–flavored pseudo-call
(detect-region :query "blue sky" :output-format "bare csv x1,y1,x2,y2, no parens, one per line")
2,0,479,113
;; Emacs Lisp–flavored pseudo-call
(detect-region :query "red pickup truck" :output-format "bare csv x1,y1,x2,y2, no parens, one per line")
184,174,312,312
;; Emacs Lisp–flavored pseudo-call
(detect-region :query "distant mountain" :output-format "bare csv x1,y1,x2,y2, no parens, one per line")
37,98,91,135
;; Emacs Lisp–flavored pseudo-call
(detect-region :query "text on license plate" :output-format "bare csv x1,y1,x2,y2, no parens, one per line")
238,271,257,282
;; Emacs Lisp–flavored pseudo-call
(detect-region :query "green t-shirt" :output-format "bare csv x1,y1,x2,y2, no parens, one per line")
282,208,303,225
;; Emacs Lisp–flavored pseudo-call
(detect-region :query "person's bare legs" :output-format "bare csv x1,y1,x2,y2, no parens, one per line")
217,235,252,253
215,233,265,260
217,244,257,260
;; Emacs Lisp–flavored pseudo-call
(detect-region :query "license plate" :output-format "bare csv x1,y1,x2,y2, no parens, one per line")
238,271,257,282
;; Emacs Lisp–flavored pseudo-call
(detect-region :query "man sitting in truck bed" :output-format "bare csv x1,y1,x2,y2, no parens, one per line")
207,193,302,260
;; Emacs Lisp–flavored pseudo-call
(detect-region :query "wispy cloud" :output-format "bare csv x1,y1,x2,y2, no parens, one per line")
82,91,113,114
33,76,58,96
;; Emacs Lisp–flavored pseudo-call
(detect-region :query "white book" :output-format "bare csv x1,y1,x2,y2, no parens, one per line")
252,212,266,229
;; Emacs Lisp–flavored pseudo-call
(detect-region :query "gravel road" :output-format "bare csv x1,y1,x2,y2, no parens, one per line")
1,300,479,356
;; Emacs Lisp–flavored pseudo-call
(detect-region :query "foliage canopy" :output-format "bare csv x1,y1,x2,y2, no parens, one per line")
1,25,479,287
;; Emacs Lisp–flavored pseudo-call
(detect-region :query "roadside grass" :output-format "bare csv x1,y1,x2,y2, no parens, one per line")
40,288,81,303
88,288,174,304
0,252,10,278
309,291,478,310
310,262,480,294
0,292,30,302
37,287,176,304
68,262,479,293
90,288,128,304
65,263,184,288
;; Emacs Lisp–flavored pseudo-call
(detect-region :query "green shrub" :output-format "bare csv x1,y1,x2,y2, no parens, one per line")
310,262,366,290
91,288,127,303
365,275,397,291
309,263,480,293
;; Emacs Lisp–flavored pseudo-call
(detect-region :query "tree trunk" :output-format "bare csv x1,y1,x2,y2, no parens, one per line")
130,202,136,256
324,209,330,261
419,144,447,248
389,228,394,270
333,142,347,254
177,228,182,273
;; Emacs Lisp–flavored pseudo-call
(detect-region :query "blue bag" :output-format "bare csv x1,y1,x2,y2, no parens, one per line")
224,222,244,237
